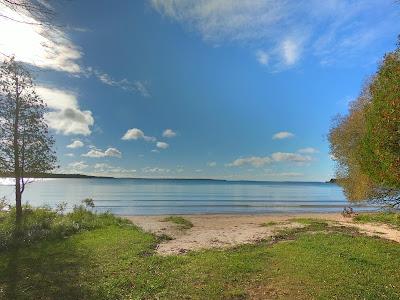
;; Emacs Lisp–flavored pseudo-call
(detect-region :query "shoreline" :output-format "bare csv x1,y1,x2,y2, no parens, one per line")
125,212,398,255
121,210,375,218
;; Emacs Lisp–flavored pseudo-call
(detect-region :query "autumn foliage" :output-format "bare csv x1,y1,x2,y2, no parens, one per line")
329,41,400,206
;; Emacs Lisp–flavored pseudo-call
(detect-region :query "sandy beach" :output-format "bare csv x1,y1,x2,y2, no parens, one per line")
126,213,400,255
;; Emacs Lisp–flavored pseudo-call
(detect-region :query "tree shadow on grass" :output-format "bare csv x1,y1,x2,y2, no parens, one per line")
0,236,95,300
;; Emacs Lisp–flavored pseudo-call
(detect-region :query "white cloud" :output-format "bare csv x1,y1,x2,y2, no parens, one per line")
104,148,122,158
94,163,109,169
122,128,156,142
265,172,303,177
271,152,312,162
227,156,272,167
89,68,151,97
67,140,84,149
92,163,136,177
65,153,74,157
82,147,122,158
0,5,81,73
45,109,94,136
37,86,94,136
255,50,269,66
162,129,177,138
150,0,399,68
207,161,217,167
142,167,170,173
272,131,294,140
0,5,151,98
281,39,300,65
68,161,88,171
150,0,294,43
298,147,319,154
133,81,151,98
156,142,169,149
227,152,312,167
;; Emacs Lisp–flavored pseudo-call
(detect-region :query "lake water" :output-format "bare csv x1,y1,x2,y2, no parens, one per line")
0,178,373,215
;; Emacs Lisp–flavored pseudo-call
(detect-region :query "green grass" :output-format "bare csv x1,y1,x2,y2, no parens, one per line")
0,204,130,250
1,216,400,299
261,221,278,227
162,216,193,229
354,212,400,229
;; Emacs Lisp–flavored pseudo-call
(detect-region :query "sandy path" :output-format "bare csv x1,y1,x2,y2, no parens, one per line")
125,213,400,255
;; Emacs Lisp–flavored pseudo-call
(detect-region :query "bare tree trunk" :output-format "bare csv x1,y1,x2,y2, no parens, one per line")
14,76,21,225
15,176,22,224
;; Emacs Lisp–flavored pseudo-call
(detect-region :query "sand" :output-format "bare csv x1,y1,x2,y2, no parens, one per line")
125,213,400,255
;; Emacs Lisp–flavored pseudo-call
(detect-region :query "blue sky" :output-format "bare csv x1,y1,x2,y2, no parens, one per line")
1,0,399,181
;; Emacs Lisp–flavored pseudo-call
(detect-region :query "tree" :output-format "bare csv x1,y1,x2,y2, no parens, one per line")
329,82,379,202
0,57,57,222
329,40,400,207
360,46,400,190
0,0,54,26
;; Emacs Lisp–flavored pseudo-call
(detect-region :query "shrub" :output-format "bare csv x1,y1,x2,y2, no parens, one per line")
0,202,131,251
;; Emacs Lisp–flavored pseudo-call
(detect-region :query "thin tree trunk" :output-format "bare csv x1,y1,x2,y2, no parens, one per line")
15,177,22,224
14,76,21,225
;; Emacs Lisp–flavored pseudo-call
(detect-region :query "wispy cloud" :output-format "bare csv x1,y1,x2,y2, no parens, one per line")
227,152,312,167
271,152,311,162
207,161,217,167
67,140,84,149
227,156,272,168
93,163,136,176
255,50,269,66
0,4,82,73
88,68,151,97
150,0,399,69
0,3,151,100
68,161,88,171
281,38,301,65
265,171,303,177
272,131,294,140
298,147,319,154
142,167,170,174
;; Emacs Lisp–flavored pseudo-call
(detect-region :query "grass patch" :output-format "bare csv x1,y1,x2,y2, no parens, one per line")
272,219,360,243
354,212,400,229
1,215,400,299
162,216,193,229
0,204,129,250
261,221,278,227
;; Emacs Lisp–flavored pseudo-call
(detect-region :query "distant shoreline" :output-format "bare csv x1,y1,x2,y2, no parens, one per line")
0,173,114,179
0,173,336,184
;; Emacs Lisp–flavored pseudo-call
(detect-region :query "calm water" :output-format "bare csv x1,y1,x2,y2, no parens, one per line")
0,178,373,215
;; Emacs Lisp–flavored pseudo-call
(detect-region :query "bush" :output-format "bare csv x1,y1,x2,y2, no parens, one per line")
354,212,400,229
0,203,131,251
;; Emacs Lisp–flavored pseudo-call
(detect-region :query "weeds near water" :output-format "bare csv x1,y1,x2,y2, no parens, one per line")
162,216,193,229
0,199,131,251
